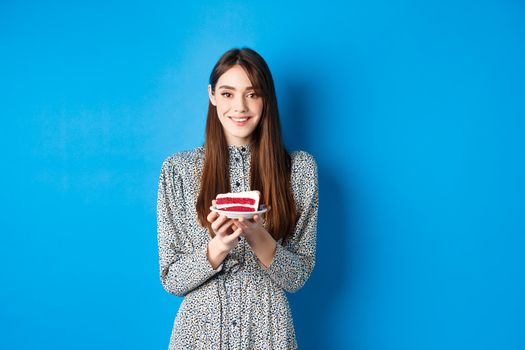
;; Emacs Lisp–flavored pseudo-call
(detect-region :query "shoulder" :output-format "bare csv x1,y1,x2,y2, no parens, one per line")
160,146,205,175
290,150,318,174
164,146,205,166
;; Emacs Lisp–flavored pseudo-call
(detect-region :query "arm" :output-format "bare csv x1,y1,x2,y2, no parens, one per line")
157,157,222,297
244,225,277,269
206,211,245,269
265,153,318,292
241,152,318,293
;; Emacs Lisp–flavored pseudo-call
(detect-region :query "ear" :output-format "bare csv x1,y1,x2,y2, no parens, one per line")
208,84,217,106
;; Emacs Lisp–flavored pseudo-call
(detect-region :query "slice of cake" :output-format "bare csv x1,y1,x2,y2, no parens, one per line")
215,190,260,212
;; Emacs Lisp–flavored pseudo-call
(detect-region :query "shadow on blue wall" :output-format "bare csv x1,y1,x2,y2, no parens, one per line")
280,75,352,349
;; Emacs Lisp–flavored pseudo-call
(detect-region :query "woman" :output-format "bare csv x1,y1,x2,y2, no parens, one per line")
157,47,318,349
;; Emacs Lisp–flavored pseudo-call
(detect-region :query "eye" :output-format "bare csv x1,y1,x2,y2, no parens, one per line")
247,92,258,98
221,92,232,98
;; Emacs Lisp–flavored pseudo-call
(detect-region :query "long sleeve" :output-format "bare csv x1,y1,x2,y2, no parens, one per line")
157,156,222,297
263,151,318,293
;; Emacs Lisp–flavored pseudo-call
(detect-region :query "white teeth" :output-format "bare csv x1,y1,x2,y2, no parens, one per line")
230,117,248,122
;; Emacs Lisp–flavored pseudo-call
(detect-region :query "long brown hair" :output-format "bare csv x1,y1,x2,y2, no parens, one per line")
196,47,297,242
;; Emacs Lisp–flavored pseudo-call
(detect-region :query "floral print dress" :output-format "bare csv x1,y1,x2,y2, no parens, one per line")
157,144,318,349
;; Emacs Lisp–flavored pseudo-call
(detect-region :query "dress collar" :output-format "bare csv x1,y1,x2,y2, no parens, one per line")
227,143,252,155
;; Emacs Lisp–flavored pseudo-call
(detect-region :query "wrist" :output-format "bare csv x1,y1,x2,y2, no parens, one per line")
245,228,277,269
210,236,230,255
246,227,270,245
207,237,229,269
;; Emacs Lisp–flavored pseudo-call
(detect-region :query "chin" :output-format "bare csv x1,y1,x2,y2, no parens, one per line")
232,133,253,140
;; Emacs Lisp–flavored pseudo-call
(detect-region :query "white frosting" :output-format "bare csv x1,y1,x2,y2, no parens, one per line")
216,190,260,210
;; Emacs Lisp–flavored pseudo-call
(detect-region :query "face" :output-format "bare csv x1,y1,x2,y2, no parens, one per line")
208,65,263,146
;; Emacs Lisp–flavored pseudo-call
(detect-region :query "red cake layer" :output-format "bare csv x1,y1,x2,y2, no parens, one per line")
216,197,256,205
220,206,256,212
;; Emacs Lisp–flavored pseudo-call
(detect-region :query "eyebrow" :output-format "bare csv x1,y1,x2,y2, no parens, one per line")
217,85,255,91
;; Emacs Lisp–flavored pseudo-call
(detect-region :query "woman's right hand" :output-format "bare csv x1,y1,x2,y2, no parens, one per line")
206,200,243,269
207,211,243,252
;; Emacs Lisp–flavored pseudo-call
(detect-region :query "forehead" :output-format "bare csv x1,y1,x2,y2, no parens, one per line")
216,65,254,89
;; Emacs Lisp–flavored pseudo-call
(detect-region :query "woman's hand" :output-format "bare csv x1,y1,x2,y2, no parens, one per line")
205,200,242,269
207,211,243,252
233,215,266,239
232,204,270,239
235,214,277,268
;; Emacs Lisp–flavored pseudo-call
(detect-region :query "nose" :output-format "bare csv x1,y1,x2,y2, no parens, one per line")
233,95,247,113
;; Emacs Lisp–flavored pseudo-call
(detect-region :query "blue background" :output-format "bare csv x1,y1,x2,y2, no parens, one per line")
1,1,524,349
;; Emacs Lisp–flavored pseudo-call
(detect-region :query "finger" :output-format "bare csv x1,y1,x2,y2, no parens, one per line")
248,215,257,224
207,211,219,223
253,215,263,225
212,199,217,206
211,215,226,231
238,224,248,237
216,219,233,236
237,217,247,227
236,218,249,230
217,219,236,236
215,222,233,238
211,215,229,232
242,216,257,226
224,226,243,244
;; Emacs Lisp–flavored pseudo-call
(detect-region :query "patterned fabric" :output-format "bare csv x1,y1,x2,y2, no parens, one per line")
157,143,318,350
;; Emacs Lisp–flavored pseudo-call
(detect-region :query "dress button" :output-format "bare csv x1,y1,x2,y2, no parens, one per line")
235,181,240,187
240,147,246,152
235,157,240,162
232,320,237,326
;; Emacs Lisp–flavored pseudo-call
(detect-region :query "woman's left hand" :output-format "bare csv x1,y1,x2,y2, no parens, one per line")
234,214,276,268
233,215,266,239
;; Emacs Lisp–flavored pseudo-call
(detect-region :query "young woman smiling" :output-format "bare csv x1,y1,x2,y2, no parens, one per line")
157,47,318,349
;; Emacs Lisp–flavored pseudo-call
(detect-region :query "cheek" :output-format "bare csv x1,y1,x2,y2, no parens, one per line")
216,99,231,114
249,100,263,114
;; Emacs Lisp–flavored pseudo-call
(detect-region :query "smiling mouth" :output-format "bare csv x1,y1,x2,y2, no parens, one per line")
228,116,251,122
228,116,252,126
